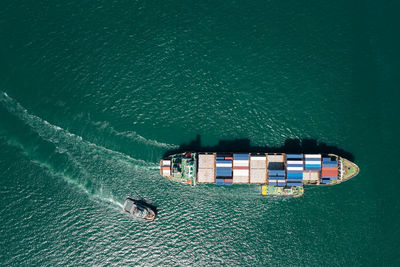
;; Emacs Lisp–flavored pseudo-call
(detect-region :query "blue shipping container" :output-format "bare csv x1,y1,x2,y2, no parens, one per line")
286,154,303,159
322,164,337,168
233,153,249,158
305,164,321,168
287,173,302,178
305,158,321,161
305,167,321,171
216,179,224,186
287,177,302,181
287,164,303,167
216,169,232,176
268,171,285,176
216,160,232,164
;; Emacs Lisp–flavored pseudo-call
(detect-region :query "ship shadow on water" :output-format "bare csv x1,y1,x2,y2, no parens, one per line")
164,135,355,162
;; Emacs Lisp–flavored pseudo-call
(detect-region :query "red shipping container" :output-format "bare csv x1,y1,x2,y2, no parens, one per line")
322,169,338,177
162,166,170,171
233,166,249,170
322,167,337,171
224,179,233,182
225,157,233,160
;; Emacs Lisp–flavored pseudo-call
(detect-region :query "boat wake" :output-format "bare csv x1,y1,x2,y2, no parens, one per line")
91,120,178,149
0,91,160,209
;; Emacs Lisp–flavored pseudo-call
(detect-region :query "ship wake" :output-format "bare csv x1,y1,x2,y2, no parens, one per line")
0,91,159,209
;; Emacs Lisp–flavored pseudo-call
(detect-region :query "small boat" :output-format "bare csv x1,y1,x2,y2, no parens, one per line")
123,198,156,221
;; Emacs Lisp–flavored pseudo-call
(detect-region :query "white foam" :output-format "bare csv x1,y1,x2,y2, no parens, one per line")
92,120,178,149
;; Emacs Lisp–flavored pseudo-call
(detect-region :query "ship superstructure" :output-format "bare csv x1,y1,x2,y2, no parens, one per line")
160,152,359,197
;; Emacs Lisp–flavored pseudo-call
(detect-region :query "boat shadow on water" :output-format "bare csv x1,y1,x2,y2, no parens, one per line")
127,198,158,217
163,135,355,162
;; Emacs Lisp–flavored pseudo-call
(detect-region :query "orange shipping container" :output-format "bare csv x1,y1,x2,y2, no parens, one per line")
322,169,338,177
162,166,170,171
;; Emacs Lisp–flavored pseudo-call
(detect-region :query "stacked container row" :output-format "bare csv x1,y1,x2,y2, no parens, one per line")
216,154,233,186
267,154,285,186
268,170,286,186
304,154,321,171
250,155,267,184
286,154,303,187
233,153,249,184
162,160,171,176
321,157,338,184
197,154,215,183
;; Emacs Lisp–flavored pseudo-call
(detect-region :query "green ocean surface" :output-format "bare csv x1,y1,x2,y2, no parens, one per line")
1,0,399,265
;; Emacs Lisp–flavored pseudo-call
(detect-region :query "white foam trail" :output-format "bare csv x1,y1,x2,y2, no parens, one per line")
0,91,157,168
4,133,124,209
92,120,178,149
0,91,159,209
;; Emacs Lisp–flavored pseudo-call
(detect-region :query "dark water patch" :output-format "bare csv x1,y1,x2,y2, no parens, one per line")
165,134,355,161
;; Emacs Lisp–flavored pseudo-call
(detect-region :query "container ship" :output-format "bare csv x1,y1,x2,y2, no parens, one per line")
160,153,359,197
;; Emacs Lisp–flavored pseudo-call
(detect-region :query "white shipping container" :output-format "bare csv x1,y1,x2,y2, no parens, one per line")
233,160,249,167
216,163,232,167
287,167,303,171
163,160,171,166
305,161,321,165
251,156,266,161
287,160,303,164
233,176,249,183
162,170,171,176
305,154,321,158
233,169,249,176
268,179,278,183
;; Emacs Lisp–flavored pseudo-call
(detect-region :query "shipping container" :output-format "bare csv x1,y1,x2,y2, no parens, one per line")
233,176,249,183
216,179,224,186
250,169,266,184
305,167,321,171
322,164,337,168
233,153,250,160
287,166,303,171
287,173,303,178
287,177,303,181
286,154,303,159
305,154,321,158
233,160,249,167
304,164,321,168
233,169,249,176
321,171,337,177
251,155,266,160
287,164,304,168
197,169,215,183
198,154,215,169
287,160,304,164
216,159,232,163
216,167,232,174
162,160,171,166
269,170,285,175
216,164,232,168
